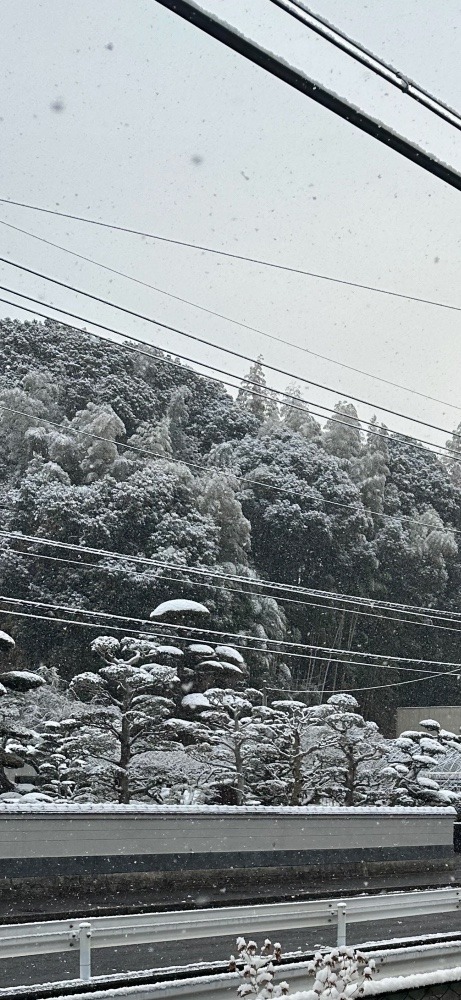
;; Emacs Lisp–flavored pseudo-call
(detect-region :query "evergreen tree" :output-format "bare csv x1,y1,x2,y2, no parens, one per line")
0,630,46,794
237,357,279,424
323,402,362,460
445,422,461,486
280,383,321,441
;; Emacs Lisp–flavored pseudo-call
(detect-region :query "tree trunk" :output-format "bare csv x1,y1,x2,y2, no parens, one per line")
289,731,303,805
0,765,15,792
345,747,356,806
118,713,131,804
233,715,245,805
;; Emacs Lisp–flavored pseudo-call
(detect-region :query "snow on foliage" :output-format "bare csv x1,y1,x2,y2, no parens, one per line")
0,671,45,692
229,939,375,1000
150,599,210,618
216,645,245,664
182,693,211,710
198,659,243,676
0,631,14,652
305,948,375,1000
230,937,288,998
188,643,215,656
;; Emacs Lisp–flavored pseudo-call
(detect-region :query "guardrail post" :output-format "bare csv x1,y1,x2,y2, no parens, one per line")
79,921,92,981
337,903,347,947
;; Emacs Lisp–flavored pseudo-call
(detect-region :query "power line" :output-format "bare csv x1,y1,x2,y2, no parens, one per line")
11,544,461,638
153,0,461,193
4,296,461,542
8,543,461,640
0,601,457,693
5,527,461,638
2,590,461,669
0,287,406,441
4,288,461,470
0,594,435,671
8,533,461,632
0,198,460,319
1,216,458,413
1,256,459,443
5,285,461,468
269,0,461,133
267,661,461,693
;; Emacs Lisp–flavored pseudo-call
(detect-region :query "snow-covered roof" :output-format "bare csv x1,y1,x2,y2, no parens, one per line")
0,803,454,816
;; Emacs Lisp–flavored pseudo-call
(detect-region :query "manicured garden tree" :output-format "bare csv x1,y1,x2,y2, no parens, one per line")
0,630,46,793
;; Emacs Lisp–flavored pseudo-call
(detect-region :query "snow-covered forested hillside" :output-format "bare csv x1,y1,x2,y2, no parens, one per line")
1,316,461,750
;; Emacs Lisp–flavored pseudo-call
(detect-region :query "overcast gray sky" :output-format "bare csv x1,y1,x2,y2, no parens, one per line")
1,0,461,449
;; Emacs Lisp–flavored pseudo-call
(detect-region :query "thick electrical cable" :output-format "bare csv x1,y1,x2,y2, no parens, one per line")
153,0,461,192
1,216,458,413
1,255,459,442
269,0,461,133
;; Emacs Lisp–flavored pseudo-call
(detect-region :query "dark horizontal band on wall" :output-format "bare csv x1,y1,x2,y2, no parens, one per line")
0,844,452,880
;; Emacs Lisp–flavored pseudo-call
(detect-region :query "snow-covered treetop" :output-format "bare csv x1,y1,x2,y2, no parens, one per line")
0,670,46,692
198,659,243,676
215,644,245,664
90,635,120,660
188,643,215,655
182,693,211,710
150,598,210,618
325,693,359,711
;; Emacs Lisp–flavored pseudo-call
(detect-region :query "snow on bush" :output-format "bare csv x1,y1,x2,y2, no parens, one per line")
230,937,289,998
306,948,375,1000
150,599,210,618
0,631,15,652
229,940,375,1000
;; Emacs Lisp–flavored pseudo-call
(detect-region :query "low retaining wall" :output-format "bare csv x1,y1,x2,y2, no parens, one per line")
0,804,454,907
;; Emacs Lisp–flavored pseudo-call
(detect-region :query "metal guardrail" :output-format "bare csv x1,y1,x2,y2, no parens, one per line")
1,887,460,983
3,939,461,1000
